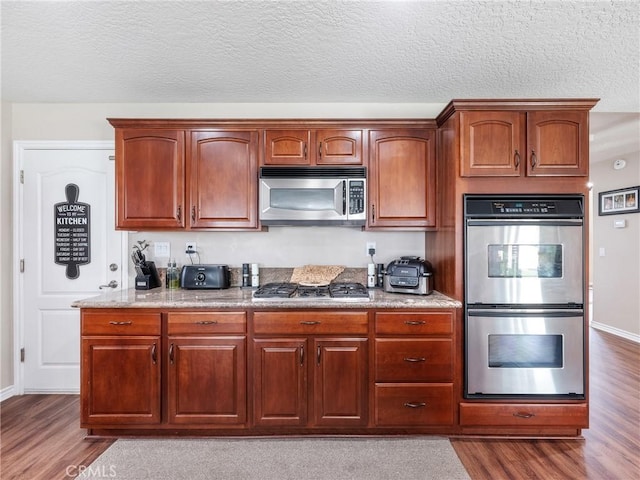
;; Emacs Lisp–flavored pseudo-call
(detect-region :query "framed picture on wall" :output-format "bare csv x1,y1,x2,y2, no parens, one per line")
598,185,640,215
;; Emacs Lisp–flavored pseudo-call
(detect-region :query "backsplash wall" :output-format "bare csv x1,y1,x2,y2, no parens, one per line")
128,227,425,274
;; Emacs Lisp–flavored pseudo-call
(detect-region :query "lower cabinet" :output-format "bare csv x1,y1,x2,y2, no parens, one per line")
81,309,247,430
373,311,455,428
252,311,369,428
81,311,162,426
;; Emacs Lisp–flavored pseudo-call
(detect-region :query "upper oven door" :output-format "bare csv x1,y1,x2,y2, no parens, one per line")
466,219,584,305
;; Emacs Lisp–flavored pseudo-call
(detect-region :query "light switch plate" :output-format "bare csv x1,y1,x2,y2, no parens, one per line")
154,241,170,257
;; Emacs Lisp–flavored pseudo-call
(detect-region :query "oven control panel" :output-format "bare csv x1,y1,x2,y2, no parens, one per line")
465,196,584,218
491,201,556,214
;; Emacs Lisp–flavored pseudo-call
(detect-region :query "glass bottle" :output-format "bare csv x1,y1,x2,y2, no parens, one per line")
167,259,179,290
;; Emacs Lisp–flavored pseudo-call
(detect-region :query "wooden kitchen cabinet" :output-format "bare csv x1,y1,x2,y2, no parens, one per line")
264,129,363,165
81,311,161,426
115,128,186,229
109,120,260,230
189,131,259,228
368,129,436,228
252,311,368,427
460,109,590,177
167,312,247,425
373,311,455,427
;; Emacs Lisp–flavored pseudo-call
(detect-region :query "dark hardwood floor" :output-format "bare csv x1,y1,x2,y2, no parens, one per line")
1,328,638,479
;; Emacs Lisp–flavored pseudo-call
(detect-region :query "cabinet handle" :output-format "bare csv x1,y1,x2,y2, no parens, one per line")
151,343,157,364
318,142,322,158
169,343,174,364
303,143,307,159
191,206,196,222
317,346,321,366
300,345,304,366
513,411,535,419
109,321,132,326
195,320,218,325
300,321,321,325
403,357,426,363
371,204,376,223
404,320,426,326
404,402,426,408
176,205,181,221
514,150,521,169
530,150,537,169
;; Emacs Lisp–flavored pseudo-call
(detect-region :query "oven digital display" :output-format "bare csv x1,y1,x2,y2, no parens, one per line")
487,244,563,278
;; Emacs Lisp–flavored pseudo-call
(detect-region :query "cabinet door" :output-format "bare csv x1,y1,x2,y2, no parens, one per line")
253,338,308,426
115,129,185,228
81,337,160,426
368,130,436,228
460,111,525,177
264,130,314,165
167,336,246,425
526,111,589,176
189,131,259,228
316,130,363,165
313,338,368,426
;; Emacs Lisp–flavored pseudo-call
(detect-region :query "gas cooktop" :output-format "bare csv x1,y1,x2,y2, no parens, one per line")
252,282,370,301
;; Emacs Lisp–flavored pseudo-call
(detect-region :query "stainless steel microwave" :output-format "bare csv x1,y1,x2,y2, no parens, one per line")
259,167,366,226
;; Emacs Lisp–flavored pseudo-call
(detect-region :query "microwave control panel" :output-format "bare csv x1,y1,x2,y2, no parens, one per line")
349,180,365,214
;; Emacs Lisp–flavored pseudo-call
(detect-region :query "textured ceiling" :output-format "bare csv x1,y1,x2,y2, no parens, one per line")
1,0,639,111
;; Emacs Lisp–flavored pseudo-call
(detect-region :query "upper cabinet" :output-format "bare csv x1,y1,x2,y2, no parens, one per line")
110,120,259,230
116,129,186,229
264,129,363,165
368,129,436,229
189,131,258,229
444,99,599,178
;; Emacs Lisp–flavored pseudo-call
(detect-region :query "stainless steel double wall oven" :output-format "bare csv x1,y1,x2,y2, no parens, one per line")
464,194,586,399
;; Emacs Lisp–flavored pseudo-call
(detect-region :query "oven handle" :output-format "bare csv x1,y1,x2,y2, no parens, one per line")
466,219,583,227
467,308,583,317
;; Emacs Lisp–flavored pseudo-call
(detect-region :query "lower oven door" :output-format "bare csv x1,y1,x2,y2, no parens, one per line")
466,309,584,398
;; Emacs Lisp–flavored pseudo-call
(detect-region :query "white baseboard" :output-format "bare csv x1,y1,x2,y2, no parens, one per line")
590,321,640,344
0,385,16,402
23,388,80,395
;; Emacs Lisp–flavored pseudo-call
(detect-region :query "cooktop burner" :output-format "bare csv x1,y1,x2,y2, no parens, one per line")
253,282,370,301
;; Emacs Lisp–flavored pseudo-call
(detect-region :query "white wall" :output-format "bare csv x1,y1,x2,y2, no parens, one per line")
1,102,13,394
2,102,443,391
591,157,640,341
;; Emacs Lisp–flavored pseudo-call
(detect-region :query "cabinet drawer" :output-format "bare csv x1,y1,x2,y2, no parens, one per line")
375,339,452,382
168,312,246,334
253,311,368,335
375,312,453,335
459,403,588,428
375,384,453,426
82,312,161,335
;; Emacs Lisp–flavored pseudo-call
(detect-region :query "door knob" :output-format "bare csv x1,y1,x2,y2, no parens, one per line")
99,280,118,289
109,263,119,271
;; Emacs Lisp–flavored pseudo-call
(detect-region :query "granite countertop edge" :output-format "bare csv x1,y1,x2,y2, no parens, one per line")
71,287,462,309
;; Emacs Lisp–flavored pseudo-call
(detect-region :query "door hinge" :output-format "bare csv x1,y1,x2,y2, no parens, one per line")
20,348,25,362
20,170,24,184
20,259,25,273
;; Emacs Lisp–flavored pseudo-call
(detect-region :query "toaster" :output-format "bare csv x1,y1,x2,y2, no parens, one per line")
384,256,433,295
180,264,230,289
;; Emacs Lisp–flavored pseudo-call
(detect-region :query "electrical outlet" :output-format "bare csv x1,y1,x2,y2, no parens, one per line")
185,242,197,254
366,242,376,256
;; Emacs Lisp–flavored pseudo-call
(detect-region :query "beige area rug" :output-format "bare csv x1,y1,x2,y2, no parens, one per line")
79,437,470,480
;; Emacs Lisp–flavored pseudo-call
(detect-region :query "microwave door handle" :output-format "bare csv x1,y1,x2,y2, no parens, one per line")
342,180,347,215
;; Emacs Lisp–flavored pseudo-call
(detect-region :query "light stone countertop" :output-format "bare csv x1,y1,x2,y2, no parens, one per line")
71,287,461,310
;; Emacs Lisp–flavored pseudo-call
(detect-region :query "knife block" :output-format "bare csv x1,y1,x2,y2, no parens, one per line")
135,261,162,290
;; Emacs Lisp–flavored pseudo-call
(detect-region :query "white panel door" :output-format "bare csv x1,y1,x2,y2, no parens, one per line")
17,142,126,392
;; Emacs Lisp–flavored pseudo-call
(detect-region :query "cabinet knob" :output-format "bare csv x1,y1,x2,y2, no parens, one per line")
403,402,427,408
